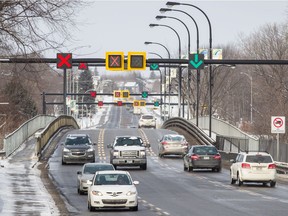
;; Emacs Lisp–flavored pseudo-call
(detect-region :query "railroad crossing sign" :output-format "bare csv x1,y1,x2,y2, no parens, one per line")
271,116,285,133
57,53,72,69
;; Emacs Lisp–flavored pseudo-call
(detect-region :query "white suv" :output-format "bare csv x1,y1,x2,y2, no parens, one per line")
230,151,276,187
138,114,156,128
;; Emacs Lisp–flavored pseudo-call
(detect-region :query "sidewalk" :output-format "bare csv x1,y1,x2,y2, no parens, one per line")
0,137,59,215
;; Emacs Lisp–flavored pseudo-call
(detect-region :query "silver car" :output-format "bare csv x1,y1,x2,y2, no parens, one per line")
62,133,96,164
158,134,189,157
77,163,115,194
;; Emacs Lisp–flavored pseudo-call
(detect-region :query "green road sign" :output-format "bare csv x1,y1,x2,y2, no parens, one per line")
141,91,148,98
150,63,159,70
189,54,204,69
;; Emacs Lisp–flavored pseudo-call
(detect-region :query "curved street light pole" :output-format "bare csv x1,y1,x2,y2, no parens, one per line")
160,8,200,122
166,1,213,136
156,15,190,118
144,41,171,119
148,52,164,119
149,23,182,117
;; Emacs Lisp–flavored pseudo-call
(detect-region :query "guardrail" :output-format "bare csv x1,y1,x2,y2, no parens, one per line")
162,117,288,174
162,117,215,146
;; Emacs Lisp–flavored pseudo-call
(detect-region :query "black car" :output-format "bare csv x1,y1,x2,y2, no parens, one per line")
61,133,96,165
183,145,222,172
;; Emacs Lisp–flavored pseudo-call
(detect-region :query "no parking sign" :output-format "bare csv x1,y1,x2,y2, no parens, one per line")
271,116,285,133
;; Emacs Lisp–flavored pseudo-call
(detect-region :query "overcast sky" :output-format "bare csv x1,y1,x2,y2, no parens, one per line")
54,0,288,62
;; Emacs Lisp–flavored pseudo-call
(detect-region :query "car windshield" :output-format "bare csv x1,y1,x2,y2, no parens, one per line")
65,136,90,145
84,165,114,174
94,174,132,185
246,155,273,163
193,146,218,155
115,137,143,146
142,115,154,119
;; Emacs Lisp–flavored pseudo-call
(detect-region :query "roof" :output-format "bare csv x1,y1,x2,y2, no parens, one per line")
95,170,129,175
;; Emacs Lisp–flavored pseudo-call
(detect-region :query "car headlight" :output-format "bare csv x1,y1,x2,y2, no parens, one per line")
140,150,146,156
86,147,94,152
126,191,137,196
113,151,119,156
92,190,103,196
63,147,70,152
81,179,88,183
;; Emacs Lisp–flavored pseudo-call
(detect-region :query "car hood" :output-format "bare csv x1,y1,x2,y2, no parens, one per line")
114,146,145,151
64,144,93,150
90,185,137,193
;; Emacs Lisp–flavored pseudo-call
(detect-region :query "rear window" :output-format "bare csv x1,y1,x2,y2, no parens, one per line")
84,165,114,174
246,155,273,163
193,146,218,155
142,115,154,119
170,136,184,142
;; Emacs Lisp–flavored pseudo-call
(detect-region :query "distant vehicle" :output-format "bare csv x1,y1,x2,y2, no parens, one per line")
87,170,139,211
230,151,276,187
183,145,222,172
61,133,96,165
133,107,141,115
77,163,115,195
158,134,188,157
138,114,156,128
107,136,147,170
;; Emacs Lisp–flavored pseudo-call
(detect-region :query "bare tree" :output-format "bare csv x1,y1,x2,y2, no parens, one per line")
0,0,83,56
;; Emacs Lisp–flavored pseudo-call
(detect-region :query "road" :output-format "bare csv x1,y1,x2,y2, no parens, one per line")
48,106,288,216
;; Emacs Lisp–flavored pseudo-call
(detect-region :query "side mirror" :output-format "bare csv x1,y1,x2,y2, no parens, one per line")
230,159,236,163
107,144,112,148
77,171,82,175
61,142,64,146
93,142,97,145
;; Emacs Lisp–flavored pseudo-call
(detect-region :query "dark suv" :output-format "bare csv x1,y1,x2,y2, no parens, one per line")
61,134,96,165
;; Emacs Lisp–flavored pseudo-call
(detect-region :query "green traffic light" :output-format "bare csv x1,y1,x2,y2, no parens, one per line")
154,101,160,107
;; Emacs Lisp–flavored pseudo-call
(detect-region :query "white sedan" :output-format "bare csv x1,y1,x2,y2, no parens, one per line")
87,170,139,211
77,163,115,194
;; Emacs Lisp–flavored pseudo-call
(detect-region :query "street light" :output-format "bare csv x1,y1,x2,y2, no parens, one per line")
166,1,213,136
156,15,190,118
148,52,164,119
240,72,253,123
160,7,200,121
149,23,182,117
144,41,171,119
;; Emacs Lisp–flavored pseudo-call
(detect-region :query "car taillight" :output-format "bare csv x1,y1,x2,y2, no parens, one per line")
161,141,168,145
268,163,276,169
191,154,199,160
213,154,221,160
241,163,251,169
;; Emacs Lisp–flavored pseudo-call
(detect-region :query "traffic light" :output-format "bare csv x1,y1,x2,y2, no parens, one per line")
154,101,160,107
106,52,124,71
117,101,123,106
127,52,146,70
141,91,148,98
98,101,103,107
113,90,122,98
139,100,146,106
89,91,97,98
150,63,159,71
133,100,140,107
122,90,130,98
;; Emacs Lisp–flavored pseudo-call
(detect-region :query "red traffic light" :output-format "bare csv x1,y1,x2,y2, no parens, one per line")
117,101,123,106
98,101,103,107
90,91,97,98
78,62,88,70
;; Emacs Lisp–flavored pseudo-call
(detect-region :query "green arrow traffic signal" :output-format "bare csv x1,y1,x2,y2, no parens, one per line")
189,54,204,69
154,101,160,107
150,63,159,70
142,91,148,98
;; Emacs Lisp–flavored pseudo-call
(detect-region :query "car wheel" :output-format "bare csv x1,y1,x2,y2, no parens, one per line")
183,164,187,171
187,166,193,172
140,164,147,170
113,165,117,169
88,201,95,212
217,167,222,172
237,174,243,186
158,153,163,158
230,171,236,184
130,205,138,211
270,181,276,187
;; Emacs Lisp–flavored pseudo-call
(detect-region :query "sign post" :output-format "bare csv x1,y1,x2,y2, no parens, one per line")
271,116,285,161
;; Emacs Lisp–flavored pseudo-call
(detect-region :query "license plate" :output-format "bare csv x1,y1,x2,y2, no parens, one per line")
127,160,133,163
204,156,209,160
256,167,262,170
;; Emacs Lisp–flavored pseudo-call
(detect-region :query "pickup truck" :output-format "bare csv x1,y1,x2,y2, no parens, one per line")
107,136,147,170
